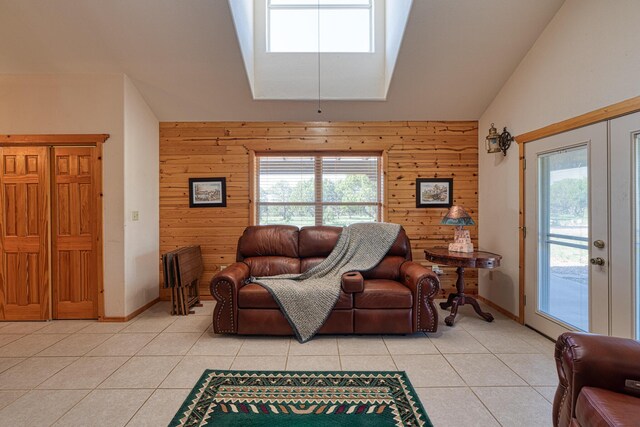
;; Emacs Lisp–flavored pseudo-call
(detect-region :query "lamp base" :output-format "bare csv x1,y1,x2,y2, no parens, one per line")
448,242,474,253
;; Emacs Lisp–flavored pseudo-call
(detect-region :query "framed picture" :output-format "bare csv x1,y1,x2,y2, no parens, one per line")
416,178,453,208
189,177,227,208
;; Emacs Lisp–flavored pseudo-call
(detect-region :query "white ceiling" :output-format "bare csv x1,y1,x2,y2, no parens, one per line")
0,0,564,121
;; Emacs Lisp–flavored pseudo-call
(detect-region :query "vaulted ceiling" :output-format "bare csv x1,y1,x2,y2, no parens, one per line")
0,0,564,121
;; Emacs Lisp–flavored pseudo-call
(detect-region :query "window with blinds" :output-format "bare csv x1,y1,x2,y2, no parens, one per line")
256,154,382,227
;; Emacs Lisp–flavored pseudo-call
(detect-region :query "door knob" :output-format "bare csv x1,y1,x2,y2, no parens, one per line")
590,257,605,266
593,240,605,249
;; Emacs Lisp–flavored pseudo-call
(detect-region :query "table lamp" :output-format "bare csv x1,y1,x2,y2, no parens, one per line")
441,205,475,253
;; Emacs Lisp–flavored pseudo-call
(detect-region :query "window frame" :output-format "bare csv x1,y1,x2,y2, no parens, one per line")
266,0,374,53
254,151,384,226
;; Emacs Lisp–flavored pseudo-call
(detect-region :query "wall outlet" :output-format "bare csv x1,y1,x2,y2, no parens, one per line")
131,211,139,221
431,264,444,275
220,265,227,270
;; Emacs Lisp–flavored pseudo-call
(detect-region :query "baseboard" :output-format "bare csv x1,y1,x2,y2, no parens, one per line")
476,295,520,323
159,294,214,301
99,297,160,322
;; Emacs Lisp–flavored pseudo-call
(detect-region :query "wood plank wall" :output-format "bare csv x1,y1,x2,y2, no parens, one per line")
159,121,478,299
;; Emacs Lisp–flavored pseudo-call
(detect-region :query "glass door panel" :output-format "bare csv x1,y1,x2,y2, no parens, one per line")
538,147,589,331
525,121,609,339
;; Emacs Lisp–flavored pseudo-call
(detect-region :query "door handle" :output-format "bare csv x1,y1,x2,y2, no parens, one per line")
590,257,606,266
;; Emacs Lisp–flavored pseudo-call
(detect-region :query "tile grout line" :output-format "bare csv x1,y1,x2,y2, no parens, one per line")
450,309,518,426
28,323,104,426
464,320,554,425
123,389,157,426
467,386,506,426
47,389,93,427
45,308,196,426
1,301,558,425
284,337,292,370
381,336,400,371
228,333,246,370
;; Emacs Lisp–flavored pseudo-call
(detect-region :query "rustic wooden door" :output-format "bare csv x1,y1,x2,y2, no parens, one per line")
51,147,99,319
0,147,50,320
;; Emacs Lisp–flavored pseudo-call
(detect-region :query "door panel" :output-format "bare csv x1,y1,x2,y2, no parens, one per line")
52,147,98,319
0,147,50,320
537,147,590,330
525,123,609,338
609,111,640,338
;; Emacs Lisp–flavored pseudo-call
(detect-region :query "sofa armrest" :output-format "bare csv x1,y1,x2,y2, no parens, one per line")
341,271,364,293
553,332,640,427
400,261,440,332
210,262,250,334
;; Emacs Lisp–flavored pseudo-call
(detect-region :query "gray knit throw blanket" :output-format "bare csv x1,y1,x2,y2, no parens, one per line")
252,222,401,343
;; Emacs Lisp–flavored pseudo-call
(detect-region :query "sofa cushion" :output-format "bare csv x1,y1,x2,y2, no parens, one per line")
387,228,411,260
239,283,353,309
355,280,412,309
362,256,406,280
576,387,640,427
243,257,300,277
237,309,353,334
237,225,299,259
354,308,413,334
301,257,325,273
299,226,342,258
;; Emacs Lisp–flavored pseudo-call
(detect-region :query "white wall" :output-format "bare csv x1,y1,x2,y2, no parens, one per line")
0,73,160,318
228,0,255,95
478,0,640,316
0,73,126,317
123,76,160,315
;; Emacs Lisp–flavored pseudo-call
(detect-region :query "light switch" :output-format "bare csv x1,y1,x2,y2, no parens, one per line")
132,211,139,221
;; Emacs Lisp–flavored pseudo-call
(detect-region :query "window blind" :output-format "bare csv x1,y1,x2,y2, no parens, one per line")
256,154,381,227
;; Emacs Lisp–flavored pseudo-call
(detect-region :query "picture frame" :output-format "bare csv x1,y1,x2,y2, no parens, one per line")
189,177,227,208
416,178,453,208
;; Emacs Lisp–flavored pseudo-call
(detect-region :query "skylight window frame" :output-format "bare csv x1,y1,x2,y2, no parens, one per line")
266,0,375,54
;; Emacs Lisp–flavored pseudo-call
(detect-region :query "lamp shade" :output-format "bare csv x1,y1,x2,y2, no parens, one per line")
441,205,475,226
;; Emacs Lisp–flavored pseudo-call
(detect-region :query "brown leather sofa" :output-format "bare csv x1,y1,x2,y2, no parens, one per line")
210,225,440,336
554,332,640,427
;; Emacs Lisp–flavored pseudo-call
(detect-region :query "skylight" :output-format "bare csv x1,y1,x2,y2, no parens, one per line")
267,0,373,53
229,0,413,99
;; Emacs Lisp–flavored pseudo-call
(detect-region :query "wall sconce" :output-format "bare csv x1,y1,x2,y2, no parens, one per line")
485,123,513,156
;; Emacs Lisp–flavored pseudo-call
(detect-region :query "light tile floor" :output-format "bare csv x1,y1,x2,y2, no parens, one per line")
0,300,558,427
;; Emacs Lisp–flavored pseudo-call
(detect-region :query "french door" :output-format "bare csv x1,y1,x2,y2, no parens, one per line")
525,123,609,338
525,113,640,339
610,111,640,339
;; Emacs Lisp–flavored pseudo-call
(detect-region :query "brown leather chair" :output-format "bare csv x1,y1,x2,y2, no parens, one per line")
554,332,640,427
210,225,440,336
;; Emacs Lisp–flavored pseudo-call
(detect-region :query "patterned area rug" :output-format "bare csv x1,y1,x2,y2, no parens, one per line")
170,370,432,426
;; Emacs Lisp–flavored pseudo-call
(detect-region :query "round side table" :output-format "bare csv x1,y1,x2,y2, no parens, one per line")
424,248,502,326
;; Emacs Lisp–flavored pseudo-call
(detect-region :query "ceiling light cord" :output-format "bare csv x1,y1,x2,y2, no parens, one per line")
317,0,322,114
